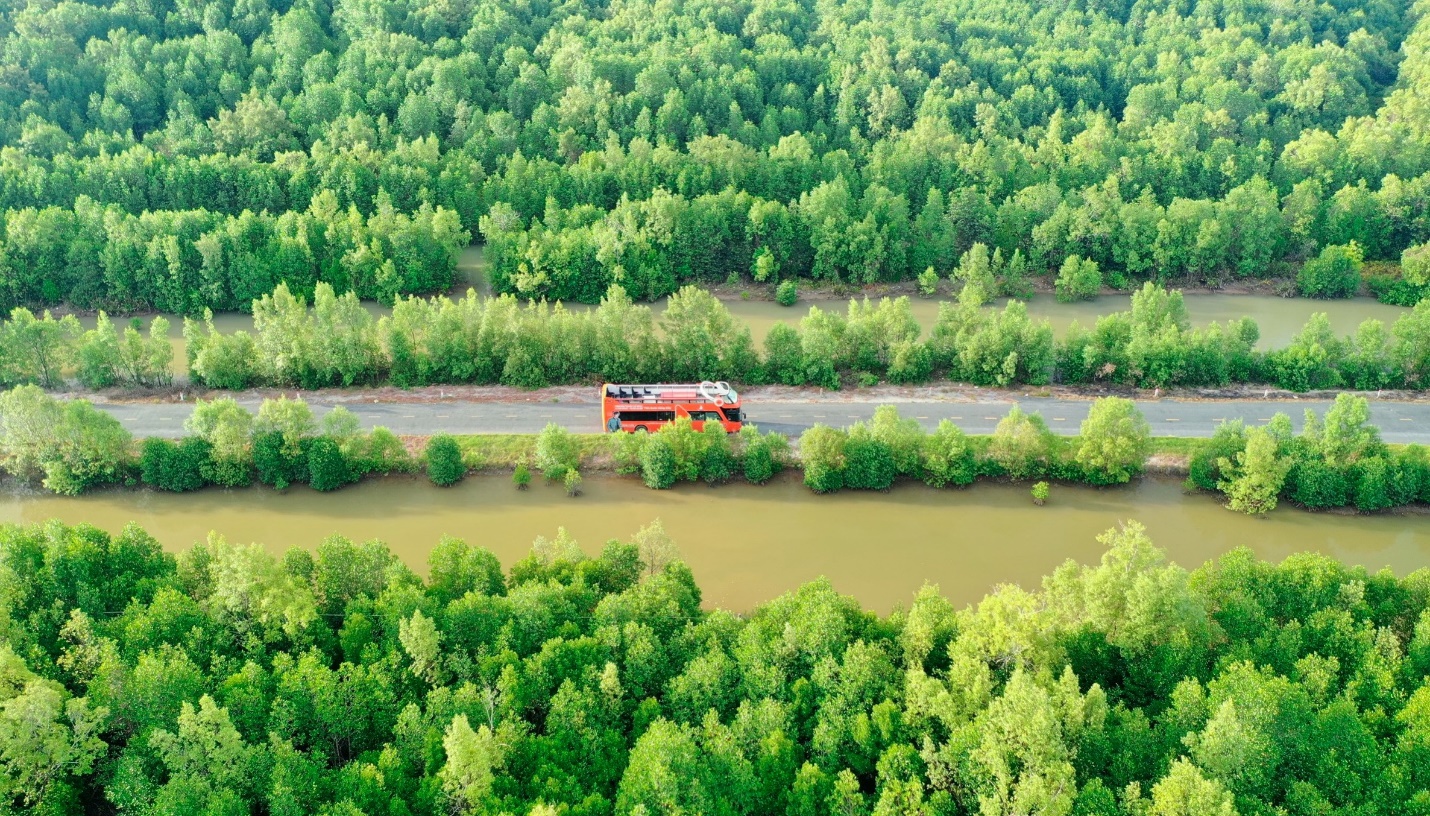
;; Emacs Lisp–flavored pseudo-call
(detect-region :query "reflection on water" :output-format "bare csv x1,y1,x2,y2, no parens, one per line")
2,474,1424,612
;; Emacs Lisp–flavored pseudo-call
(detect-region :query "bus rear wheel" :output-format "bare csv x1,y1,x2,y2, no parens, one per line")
633,425,648,434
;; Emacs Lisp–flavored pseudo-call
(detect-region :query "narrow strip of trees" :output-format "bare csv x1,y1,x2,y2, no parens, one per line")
1189,393,1430,515
11,280,1430,394
1,387,1426,519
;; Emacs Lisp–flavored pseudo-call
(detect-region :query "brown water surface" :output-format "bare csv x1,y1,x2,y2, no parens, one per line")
3,475,1424,612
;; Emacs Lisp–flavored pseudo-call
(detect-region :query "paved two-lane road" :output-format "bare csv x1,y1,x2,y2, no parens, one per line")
96,396,1430,443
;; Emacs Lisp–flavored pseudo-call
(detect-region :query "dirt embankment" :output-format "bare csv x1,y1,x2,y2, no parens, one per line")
75,380,1430,407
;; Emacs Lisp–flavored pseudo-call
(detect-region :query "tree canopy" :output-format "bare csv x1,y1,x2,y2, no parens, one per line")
1,519,1428,814
1,0,1430,308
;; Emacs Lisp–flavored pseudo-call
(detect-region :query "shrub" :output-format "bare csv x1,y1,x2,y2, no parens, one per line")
743,440,775,484
640,435,677,489
865,406,923,478
842,433,895,490
563,468,583,497
921,420,976,487
513,463,532,490
655,417,706,481
1288,459,1348,508
800,425,846,493
917,266,939,296
761,323,805,385
739,428,787,485
307,436,355,492
1297,243,1362,298
140,437,210,492
612,431,649,475
254,431,308,489
1391,447,1425,505
987,407,1058,480
1352,457,1392,512
1032,481,1050,505
202,456,252,487
535,423,580,480
1217,426,1291,516
356,427,415,475
1405,242,1430,286
1367,273,1427,306
1187,422,1247,492
1054,254,1101,302
426,434,465,487
1075,397,1151,485
699,422,735,485
886,340,932,384
775,279,798,307
139,438,172,488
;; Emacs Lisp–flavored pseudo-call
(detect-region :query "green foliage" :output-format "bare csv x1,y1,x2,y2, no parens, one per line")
916,266,940,296
140,437,211,493
799,424,846,493
1076,397,1152,485
535,423,580,480
41,275,1430,395
4,518,1428,816
513,463,532,490
1192,395,1412,514
185,397,253,486
1351,456,1393,512
254,396,316,458
1298,243,1364,298
739,427,788,485
1031,481,1050,504
1289,459,1349,508
775,280,799,307
989,406,1059,480
1404,243,1430,286
353,426,414,476
698,421,736,485
0,386,133,494
639,434,678,490
1188,421,1247,492
841,430,896,490
1217,426,1292,515
1055,255,1102,303
921,420,977,487
563,468,583,496
426,434,465,487
252,432,307,490
306,436,355,492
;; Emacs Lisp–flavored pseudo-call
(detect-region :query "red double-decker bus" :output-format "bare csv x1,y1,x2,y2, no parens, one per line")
601,382,745,433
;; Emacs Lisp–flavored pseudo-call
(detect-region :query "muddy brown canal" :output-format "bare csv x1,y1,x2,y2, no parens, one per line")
4,475,1425,612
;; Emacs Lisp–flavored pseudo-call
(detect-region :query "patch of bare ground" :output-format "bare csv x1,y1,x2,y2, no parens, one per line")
1145,454,1190,477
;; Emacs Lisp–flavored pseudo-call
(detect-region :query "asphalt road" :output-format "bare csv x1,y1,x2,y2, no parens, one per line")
98,396,1430,443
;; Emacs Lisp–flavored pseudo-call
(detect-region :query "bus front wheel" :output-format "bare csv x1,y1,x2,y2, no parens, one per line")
633,426,648,434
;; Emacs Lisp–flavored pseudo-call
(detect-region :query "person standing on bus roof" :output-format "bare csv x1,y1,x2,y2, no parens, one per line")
607,414,622,433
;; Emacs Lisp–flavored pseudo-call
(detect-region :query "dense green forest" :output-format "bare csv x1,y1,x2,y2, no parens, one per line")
1,519,1429,815
4,0,1430,309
